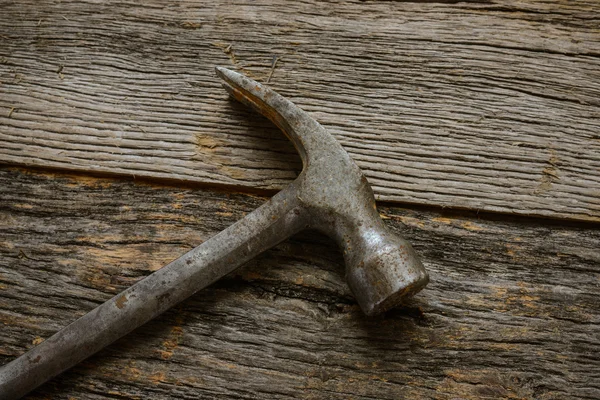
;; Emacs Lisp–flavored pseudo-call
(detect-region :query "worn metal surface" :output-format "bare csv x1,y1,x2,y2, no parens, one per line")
0,68,428,399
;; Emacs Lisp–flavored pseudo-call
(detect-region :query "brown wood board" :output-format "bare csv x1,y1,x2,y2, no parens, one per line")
1,168,598,399
1,1,599,221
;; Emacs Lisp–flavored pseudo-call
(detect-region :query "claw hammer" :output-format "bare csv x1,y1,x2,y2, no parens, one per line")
0,67,429,399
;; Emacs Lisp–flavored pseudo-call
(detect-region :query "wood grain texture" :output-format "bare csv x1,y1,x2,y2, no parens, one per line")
0,0,599,221
1,167,598,399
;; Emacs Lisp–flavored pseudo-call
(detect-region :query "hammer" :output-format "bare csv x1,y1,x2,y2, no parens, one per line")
0,67,429,399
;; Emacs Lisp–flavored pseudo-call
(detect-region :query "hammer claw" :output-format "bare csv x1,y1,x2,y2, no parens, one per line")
215,66,339,166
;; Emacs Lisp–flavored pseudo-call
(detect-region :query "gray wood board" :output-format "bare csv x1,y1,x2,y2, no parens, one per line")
1,167,598,399
1,1,599,222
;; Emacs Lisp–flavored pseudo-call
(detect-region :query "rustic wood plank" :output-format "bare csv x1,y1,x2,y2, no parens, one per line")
1,167,598,399
1,0,599,222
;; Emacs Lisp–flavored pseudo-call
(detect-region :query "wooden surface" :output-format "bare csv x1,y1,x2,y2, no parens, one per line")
1,0,599,221
1,168,599,399
1,1,600,399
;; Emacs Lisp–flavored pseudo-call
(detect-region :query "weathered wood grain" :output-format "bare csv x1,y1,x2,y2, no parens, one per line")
1,0,599,222
1,167,598,399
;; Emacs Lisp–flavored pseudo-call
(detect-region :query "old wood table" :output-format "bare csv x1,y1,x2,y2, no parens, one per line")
1,1,599,399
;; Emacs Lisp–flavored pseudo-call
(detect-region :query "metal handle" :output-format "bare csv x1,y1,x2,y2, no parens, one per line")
0,184,304,399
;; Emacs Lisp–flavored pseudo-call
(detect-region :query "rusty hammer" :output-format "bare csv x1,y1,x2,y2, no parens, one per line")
0,67,429,399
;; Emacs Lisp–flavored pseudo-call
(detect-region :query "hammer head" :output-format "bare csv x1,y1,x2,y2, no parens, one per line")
216,67,429,315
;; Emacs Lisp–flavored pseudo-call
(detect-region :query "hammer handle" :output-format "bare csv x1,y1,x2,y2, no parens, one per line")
0,185,304,399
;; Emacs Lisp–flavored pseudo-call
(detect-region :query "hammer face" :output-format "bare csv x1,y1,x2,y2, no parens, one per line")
303,172,429,316
344,223,429,316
